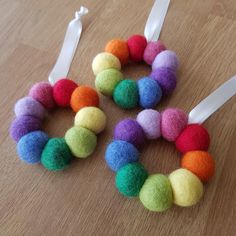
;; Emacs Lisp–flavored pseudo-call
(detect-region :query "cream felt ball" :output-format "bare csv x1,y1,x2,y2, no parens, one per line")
139,174,173,212
92,52,121,75
74,107,107,134
169,168,204,207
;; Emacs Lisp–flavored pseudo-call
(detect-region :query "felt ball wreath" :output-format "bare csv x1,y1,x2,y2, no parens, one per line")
92,35,179,109
10,79,107,171
105,108,215,212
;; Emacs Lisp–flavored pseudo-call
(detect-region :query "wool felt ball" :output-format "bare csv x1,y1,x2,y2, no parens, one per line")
105,140,139,172
53,79,78,107
95,68,124,96
161,108,188,142
181,151,215,182
176,124,210,153
65,126,97,158
14,96,46,120
29,82,55,110
143,41,166,65
41,138,73,171
150,67,177,96
127,35,147,62
74,107,106,134
152,50,179,72
70,86,99,112
115,162,148,197
92,52,121,76
139,174,173,212
137,77,162,108
10,116,42,142
136,109,161,139
169,168,203,207
17,131,49,164
114,119,145,148
113,79,139,109
105,39,129,65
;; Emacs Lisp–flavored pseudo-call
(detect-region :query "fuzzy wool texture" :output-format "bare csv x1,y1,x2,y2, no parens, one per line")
41,138,73,171
92,52,121,76
161,108,188,142
14,96,46,120
105,140,139,172
139,174,173,212
137,77,162,108
168,168,203,207
114,119,145,148
65,126,97,158
176,124,210,153
74,107,106,134
95,68,124,96
17,131,49,164
143,41,166,65
136,109,161,139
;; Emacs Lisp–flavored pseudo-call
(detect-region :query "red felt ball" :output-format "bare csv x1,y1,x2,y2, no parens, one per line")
127,35,147,62
53,79,78,107
175,124,210,153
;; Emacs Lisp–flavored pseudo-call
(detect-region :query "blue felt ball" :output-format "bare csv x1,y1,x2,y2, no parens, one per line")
17,131,49,164
137,77,162,108
105,140,139,172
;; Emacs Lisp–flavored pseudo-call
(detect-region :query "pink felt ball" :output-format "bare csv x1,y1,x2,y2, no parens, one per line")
143,41,166,65
161,108,188,142
29,82,55,110
136,109,161,139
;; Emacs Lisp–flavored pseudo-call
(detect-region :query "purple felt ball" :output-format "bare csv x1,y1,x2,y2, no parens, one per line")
9,116,42,142
150,67,177,96
152,50,179,72
136,109,161,139
14,96,46,120
114,119,145,148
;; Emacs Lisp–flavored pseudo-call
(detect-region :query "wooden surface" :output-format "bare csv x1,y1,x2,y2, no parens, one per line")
0,0,236,235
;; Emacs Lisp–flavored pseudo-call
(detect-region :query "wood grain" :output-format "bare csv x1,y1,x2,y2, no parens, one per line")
0,0,236,235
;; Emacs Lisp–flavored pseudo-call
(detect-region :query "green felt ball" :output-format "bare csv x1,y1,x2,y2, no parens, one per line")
116,162,148,197
65,126,97,158
95,68,124,96
113,79,139,109
139,174,173,212
41,138,73,171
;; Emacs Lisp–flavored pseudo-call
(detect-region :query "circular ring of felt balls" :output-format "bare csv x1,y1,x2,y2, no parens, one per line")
92,35,179,109
10,79,107,171
105,108,215,212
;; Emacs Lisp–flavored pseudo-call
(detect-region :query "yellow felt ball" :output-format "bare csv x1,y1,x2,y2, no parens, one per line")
74,107,107,134
92,52,121,75
168,168,203,207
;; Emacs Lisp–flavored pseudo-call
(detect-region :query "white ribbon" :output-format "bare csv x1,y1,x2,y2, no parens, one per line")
48,6,88,85
188,75,236,124
144,0,170,42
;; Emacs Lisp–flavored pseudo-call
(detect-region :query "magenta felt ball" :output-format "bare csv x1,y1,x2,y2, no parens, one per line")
10,116,42,142
14,96,46,120
136,109,161,139
114,119,145,148
161,108,188,142
152,50,179,72
29,82,55,110
143,41,166,65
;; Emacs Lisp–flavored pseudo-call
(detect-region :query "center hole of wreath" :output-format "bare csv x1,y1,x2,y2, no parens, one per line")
122,63,151,80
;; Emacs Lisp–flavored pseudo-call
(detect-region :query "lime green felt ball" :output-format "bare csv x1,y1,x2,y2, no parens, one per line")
113,79,139,109
95,68,124,96
65,126,97,158
139,174,173,212
41,138,73,171
115,162,148,197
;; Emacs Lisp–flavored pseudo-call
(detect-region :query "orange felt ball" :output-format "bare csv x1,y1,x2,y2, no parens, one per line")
181,151,215,182
105,39,129,65
70,86,99,112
